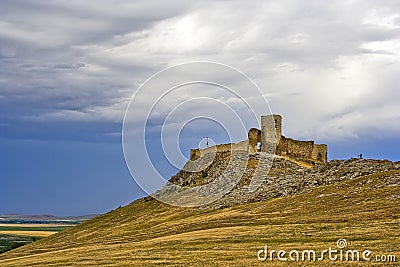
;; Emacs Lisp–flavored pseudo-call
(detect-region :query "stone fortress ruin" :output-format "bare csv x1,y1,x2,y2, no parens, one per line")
190,114,328,164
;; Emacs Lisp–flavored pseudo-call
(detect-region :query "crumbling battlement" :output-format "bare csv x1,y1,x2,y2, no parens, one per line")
190,141,249,160
276,136,314,159
190,114,328,163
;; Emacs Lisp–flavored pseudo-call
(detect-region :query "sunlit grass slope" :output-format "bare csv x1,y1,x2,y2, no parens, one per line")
0,170,399,266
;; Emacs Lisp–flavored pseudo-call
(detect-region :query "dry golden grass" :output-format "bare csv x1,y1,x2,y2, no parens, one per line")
0,231,57,237
0,170,399,266
0,224,75,228
281,155,315,168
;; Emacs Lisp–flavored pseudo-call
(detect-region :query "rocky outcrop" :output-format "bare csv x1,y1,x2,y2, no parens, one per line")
164,152,400,209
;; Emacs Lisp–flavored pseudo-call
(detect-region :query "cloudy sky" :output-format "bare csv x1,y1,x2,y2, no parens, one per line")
1,0,399,215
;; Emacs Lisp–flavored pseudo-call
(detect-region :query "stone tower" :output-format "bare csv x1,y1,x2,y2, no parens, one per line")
261,114,282,153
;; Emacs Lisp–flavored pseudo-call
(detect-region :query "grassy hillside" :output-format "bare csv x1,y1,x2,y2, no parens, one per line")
0,220,92,254
0,168,399,266
0,224,78,254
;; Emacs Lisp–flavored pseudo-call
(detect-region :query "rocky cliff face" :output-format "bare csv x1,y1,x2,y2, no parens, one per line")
163,152,400,209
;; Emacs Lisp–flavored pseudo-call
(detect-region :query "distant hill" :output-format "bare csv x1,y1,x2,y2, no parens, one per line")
0,154,399,266
0,214,98,224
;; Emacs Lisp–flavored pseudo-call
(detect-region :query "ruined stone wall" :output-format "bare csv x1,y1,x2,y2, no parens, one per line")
190,141,248,160
208,143,231,153
248,128,262,153
190,115,328,163
276,136,314,159
190,149,202,160
311,144,328,163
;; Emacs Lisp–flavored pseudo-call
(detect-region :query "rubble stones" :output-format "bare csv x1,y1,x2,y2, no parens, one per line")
161,153,399,210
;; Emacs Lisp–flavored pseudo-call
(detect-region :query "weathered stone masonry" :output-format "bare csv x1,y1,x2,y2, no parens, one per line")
190,114,328,163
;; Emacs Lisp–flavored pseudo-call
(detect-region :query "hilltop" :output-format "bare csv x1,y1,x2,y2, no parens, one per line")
164,152,398,209
0,153,399,266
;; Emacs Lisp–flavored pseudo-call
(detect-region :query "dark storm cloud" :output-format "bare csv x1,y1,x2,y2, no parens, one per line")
0,0,195,125
0,0,399,141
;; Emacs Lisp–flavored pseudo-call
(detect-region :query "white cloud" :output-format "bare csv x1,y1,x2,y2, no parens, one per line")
0,0,399,143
